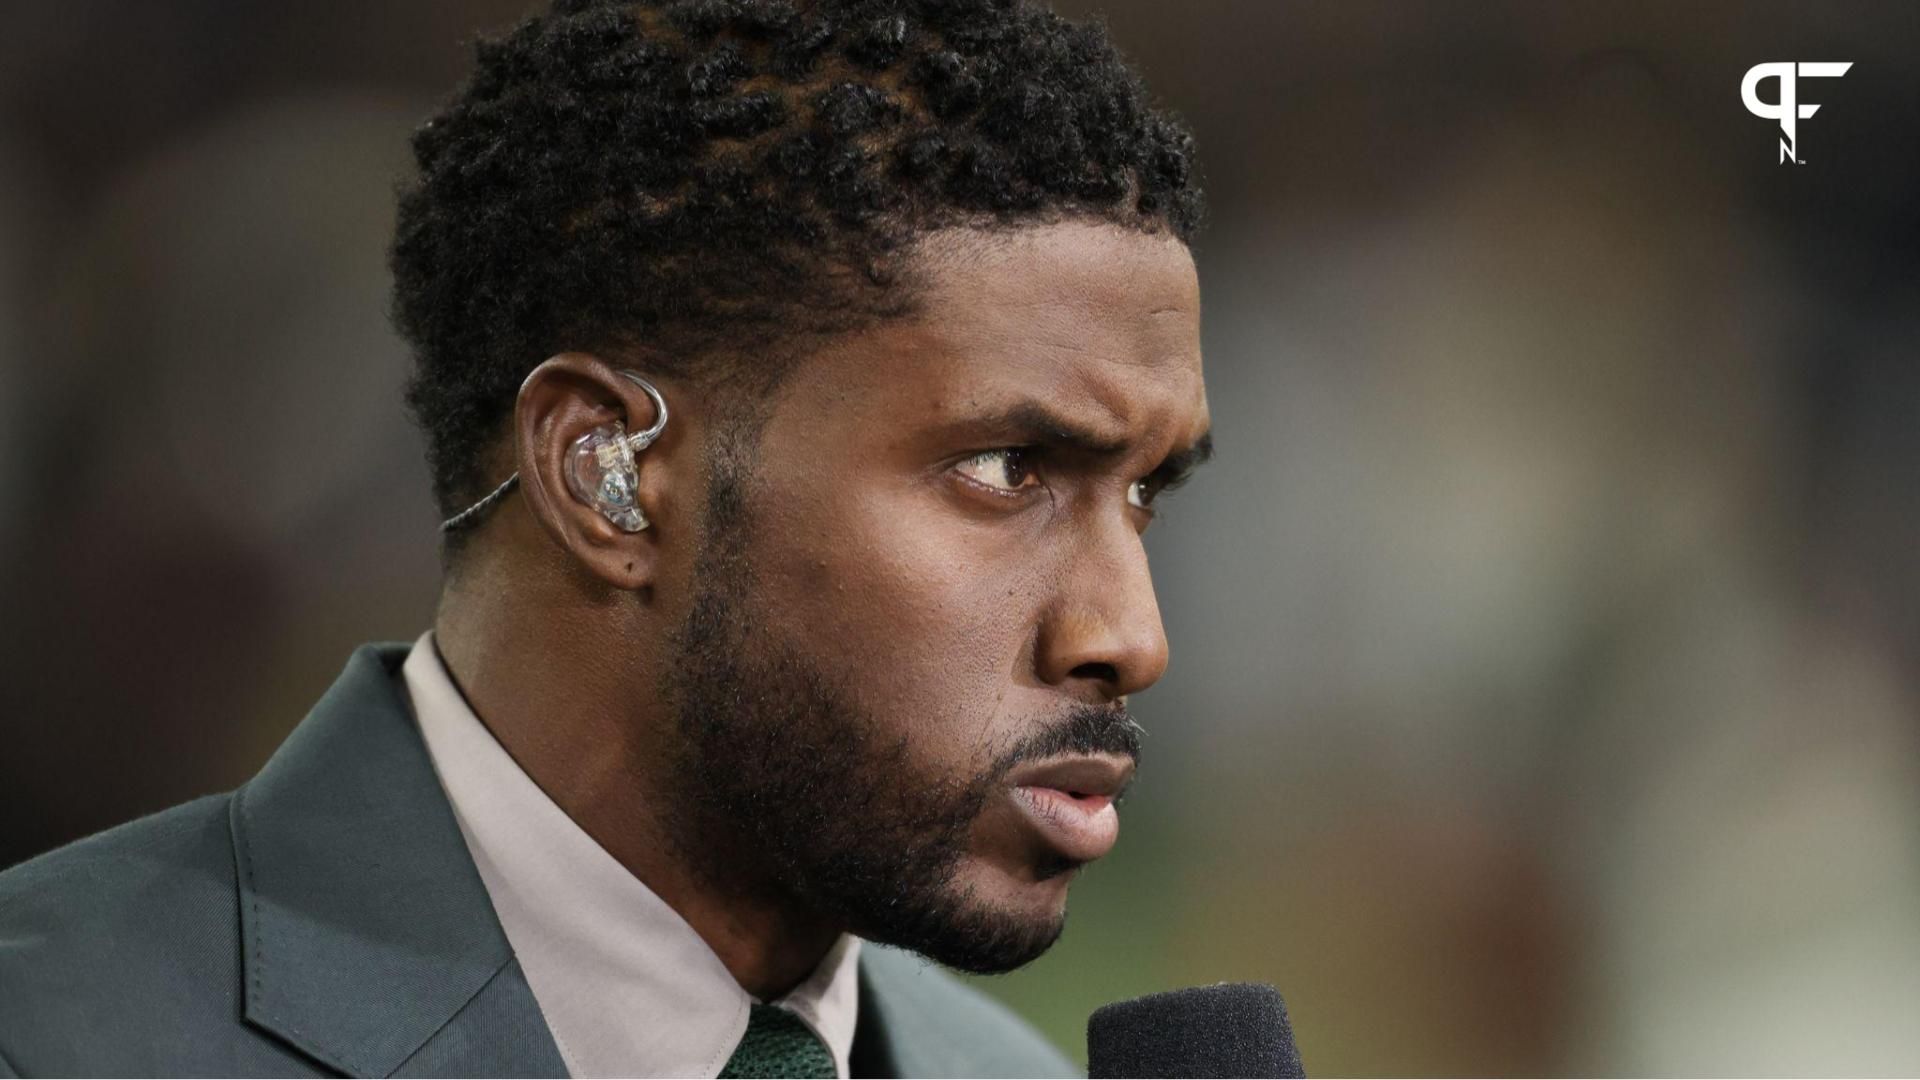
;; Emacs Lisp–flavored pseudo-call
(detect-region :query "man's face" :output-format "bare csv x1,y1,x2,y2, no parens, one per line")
663,221,1209,972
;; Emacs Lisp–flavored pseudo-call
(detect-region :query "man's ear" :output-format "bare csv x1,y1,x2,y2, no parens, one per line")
513,353,680,591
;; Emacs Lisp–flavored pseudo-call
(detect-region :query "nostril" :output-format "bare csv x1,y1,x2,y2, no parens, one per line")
1070,661,1119,685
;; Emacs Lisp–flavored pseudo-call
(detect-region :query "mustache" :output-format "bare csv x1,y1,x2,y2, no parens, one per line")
992,703,1145,775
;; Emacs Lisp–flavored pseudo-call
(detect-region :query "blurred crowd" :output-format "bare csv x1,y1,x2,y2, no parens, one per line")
4,1,1917,1073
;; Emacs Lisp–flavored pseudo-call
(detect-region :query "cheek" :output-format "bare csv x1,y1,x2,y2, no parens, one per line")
753,483,1046,753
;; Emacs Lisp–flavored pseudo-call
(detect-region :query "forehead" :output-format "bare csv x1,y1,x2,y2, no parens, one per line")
916,221,1200,329
803,221,1207,437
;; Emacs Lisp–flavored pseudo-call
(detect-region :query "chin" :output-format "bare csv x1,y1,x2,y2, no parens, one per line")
895,856,1076,975
959,848,1081,912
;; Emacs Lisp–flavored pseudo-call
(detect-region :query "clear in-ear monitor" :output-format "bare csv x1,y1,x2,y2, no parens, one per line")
440,369,669,534
565,423,649,532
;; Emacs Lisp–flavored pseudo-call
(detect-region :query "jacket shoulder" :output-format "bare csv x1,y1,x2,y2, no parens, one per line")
0,792,237,965
0,794,323,1076
859,944,1079,1079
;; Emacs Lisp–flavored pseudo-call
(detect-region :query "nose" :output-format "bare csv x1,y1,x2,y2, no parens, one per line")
1035,517,1170,701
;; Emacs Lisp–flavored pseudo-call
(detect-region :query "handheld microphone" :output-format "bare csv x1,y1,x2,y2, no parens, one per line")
1087,982,1305,1078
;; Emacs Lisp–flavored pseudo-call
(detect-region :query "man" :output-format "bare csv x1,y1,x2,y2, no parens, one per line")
0,0,1210,1075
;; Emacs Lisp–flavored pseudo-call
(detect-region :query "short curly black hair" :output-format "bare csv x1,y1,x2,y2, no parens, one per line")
391,0,1204,524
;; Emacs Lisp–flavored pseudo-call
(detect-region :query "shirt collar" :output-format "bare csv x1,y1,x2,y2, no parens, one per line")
402,632,862,1078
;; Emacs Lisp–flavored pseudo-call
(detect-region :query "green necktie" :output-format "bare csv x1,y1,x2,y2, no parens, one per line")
718,1003,836,1079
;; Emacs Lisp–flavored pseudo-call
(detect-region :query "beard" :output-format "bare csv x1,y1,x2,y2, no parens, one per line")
660,445,1143,974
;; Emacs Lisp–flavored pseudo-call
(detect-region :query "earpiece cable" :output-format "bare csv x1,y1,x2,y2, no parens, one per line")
438,370,668,533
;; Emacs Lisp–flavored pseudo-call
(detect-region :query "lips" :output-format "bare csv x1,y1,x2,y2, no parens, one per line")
1007,755,1135,864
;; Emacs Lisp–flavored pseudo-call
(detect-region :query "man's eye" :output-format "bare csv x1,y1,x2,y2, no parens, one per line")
954,448,1040,494
1127,478,1158,510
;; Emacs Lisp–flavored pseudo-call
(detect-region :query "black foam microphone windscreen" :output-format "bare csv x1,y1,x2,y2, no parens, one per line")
1087,982,1305,1078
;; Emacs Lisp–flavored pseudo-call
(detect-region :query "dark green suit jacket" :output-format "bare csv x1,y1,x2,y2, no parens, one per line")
0,644,1078,1078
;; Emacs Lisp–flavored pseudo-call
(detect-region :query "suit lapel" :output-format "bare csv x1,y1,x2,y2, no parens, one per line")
849,962,903,1078
852,946,958,1079
229,643,567,1078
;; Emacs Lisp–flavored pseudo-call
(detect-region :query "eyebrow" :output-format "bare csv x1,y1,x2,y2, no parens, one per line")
972,401,1215,479
1153,430,1215,486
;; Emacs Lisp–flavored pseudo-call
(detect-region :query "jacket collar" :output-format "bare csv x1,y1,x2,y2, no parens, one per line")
225,642,925,1078
228,642,566,1078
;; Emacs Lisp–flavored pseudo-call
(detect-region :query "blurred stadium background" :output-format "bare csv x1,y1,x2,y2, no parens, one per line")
4,1,1918,1073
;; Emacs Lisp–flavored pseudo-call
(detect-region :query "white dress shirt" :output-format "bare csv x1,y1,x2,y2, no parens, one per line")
401,632,862,1079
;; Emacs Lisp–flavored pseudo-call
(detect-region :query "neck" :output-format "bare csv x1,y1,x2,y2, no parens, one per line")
433,545,842,999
